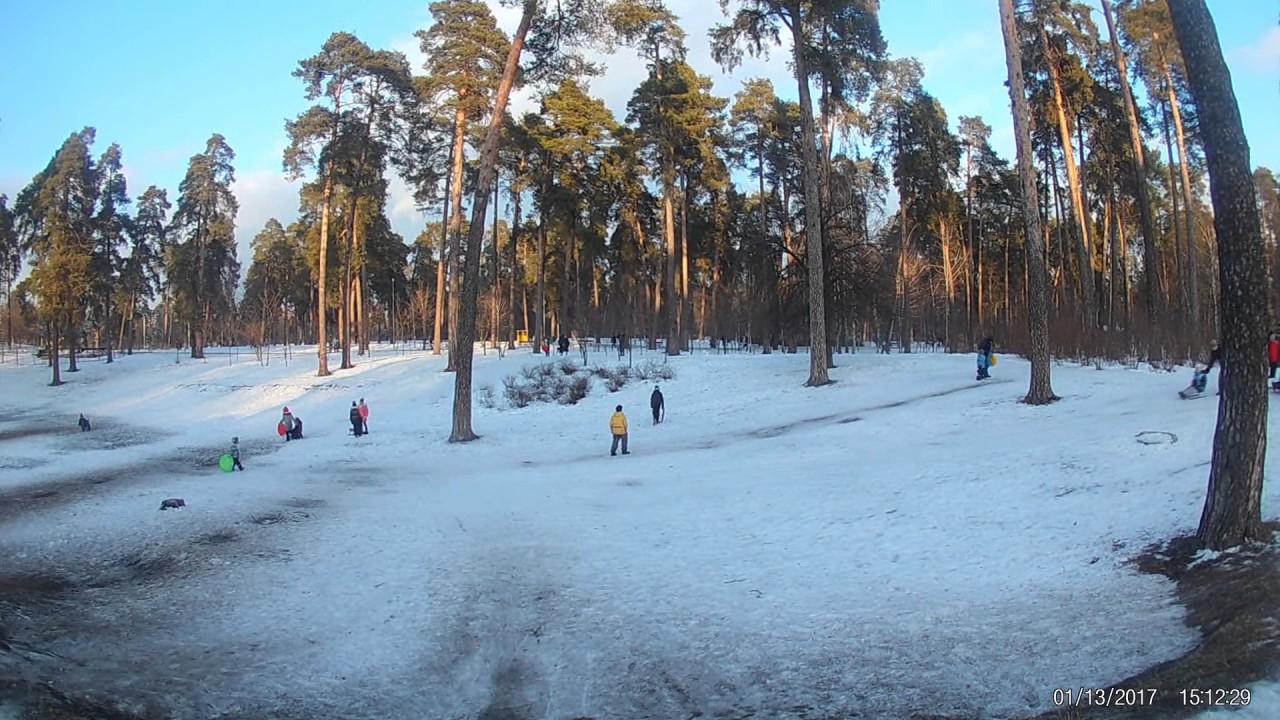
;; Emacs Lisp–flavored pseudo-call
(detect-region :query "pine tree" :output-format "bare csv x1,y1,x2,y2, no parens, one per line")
91,143,128,362
1000,0,1057,405
418,0,511,371
170,134,240,359
117,186,167,354
15,128,99,385
1166,0,1271,550
0,194,18,350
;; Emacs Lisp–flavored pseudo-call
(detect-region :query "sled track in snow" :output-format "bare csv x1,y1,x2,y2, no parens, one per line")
520,379,1015,469
0,439,283,526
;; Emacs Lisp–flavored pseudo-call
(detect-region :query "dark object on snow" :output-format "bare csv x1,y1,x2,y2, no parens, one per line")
78,414,91,432
558,336,570,355
976,336,995,380
160,498,185,510
650,386,664,424
350,402,364,437
291,417,303,440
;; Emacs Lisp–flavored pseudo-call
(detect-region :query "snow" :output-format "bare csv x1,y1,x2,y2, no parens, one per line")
0,344,1276,718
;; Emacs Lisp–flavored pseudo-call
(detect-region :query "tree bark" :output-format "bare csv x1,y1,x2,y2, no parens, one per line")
1100,0,1162,351
1000,0,1056,404
789,14,829,386
1167,0,1270,549
1043,28,1097,329
446,104,469,373
1158,36,1202,337
450,0,533,441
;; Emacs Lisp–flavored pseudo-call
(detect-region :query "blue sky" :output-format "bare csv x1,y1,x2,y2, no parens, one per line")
1,0,1277,265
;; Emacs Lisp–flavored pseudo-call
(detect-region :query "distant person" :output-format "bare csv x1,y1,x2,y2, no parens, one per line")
558,336,570,355
290,416,304,440
650,385,664,425
1205,339,1223,395
349,402,364,437
229,437,244,471
977,336,995,380
280,407,296,441
358,398,370,434
610,405,629,456
78,414,91,432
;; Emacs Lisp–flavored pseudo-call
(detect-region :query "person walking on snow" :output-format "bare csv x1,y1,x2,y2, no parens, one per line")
229,437,244,471
976,336,995,380
358,398,369,434
650,385,664,424
290,416,304,440
349,402,364,437
280,407,296,441
78,414,91,432
610,405,630,456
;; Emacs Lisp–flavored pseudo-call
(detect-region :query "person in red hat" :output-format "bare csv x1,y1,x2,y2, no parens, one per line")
280,407,296,441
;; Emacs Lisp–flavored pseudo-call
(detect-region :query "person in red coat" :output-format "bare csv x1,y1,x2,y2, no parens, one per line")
1268,333,1280,385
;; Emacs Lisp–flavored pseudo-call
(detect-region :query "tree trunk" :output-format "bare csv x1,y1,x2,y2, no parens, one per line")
509,173,522,350
1159,38,1202,337
434,165,451,357
1042,28,1097,328
316,168,334,376
1167,0,1270,549
1001,0,1056,404
446,105,469,373
1100,0,1162,351
680,172,692,351
535,218,547,354
49,325,62,386
789,17,829,385
663,154,679,356
449,0,533,441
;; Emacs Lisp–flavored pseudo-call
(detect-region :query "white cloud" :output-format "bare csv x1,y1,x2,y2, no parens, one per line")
1230,26,1280,76
232,169,299,266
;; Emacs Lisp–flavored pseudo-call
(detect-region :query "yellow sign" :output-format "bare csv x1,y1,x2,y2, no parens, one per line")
516,330,529,343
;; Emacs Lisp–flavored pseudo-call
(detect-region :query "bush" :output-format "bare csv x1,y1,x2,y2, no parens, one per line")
634,359,675,381
504,360,592,407
478,384,497,409
503,376,534,408
562,374,591,404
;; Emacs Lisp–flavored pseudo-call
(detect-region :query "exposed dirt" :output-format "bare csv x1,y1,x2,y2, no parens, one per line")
0,439,283,526
1029,525,1280,720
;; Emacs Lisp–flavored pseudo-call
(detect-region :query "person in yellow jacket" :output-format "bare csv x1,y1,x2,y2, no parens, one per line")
610,404,630,456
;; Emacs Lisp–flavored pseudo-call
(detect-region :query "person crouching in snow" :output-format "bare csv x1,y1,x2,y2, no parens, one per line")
976,336,995,380
358,398,369,434
610,405,629,456
280,407,296,441
650,385,664,424
230,437,244,471
350,402,364,437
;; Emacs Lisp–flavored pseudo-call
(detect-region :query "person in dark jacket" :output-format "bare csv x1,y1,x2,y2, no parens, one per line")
976,336,995,380
78,414,91,432
290,416,304,440
349,402,364,437
229,437,244,471
650,385,664,424
1205,340,1223,395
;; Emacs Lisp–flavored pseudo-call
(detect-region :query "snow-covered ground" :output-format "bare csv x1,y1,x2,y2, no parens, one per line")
0,344,1275,719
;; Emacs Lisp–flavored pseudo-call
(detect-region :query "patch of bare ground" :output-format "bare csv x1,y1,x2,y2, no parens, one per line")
1029,523,1280,720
